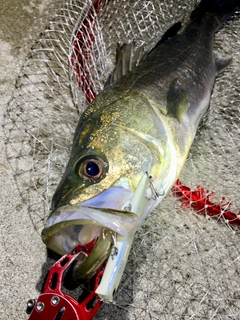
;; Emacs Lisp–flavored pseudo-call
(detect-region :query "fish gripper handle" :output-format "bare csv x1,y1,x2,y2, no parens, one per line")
27,241,103,320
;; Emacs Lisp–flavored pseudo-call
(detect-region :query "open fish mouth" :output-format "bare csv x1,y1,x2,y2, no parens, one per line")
42,207,139,282
41,186,140,281
42,205,139,254
41,175,159,283
43,185,136,251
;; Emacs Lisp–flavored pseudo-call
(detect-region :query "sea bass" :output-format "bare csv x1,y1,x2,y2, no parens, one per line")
42,0,239,281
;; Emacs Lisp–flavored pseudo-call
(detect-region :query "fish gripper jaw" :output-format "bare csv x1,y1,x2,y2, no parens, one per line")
27,241,103,320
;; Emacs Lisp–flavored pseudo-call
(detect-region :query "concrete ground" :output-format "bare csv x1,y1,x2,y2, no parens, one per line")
0,1,48,319
1,1,240,320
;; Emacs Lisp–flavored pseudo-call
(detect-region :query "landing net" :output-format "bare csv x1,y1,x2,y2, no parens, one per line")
3,0,240,318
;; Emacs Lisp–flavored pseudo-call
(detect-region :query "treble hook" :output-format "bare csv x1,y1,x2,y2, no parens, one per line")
147,172,165,200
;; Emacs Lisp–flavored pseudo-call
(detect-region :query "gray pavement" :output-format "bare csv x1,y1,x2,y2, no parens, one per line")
0,1,48,319
1,1,240,320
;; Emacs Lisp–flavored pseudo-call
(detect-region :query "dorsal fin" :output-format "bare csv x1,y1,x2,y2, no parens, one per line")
105,41,146,88
166,79,189,122
159,22,182,44
105,22,182,88
147,22,182,57
215,55,232,74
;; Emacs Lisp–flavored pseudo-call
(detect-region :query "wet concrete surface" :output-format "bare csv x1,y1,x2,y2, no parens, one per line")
0,1,48,319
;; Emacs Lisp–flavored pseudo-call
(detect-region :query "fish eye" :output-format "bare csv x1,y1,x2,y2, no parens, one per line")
78,157,106,181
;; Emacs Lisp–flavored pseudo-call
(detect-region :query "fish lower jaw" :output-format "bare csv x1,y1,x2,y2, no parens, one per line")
42,219,116,282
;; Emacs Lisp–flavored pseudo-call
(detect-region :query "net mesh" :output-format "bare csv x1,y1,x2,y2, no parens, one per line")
3,0,240,318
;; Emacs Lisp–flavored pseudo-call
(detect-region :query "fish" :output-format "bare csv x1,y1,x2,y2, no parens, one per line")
42,0,240,282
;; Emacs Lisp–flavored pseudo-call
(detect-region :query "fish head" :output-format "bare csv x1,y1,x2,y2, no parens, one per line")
51,124,153,211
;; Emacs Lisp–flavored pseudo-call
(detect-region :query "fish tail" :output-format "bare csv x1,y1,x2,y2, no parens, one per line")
191,0,240,30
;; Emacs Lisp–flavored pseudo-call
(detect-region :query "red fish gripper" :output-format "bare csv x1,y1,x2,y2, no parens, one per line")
27,241,103,320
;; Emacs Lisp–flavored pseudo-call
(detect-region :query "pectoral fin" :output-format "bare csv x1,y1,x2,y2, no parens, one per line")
166,79,189,122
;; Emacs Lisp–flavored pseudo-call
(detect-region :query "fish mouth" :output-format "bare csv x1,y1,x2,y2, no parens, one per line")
42,205,139,253
41,186,138,281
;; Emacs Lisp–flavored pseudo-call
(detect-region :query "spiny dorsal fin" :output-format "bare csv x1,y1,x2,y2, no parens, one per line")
149,22,182,55
105,22,182,88
215,55,232,75
105,41,146,88
159,21,182,44
166,79,189,122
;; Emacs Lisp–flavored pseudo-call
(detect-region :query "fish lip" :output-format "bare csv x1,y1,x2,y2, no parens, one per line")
44,205,139,234
41,204,139,255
